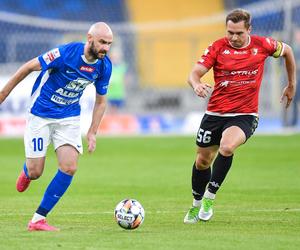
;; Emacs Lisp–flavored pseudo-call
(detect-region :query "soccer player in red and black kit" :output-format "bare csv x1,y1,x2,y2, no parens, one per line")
184,9,297,223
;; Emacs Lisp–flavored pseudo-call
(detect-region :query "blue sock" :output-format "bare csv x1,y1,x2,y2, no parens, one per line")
36,169,73,217
23,163,30,178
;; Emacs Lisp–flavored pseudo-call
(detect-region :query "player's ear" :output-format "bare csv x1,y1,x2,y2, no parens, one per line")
248,25,252,34
87,33,93,43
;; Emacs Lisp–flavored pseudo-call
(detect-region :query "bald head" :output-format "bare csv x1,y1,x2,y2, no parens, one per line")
85,22,113,61
88,22,113,39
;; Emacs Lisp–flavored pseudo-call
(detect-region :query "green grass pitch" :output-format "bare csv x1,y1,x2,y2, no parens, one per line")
0,135,299,250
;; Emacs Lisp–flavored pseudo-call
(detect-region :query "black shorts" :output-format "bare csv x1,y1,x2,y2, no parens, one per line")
196,114,259,147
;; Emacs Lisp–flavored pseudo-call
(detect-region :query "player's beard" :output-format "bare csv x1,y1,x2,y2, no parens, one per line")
231,41,242,48
230,35,250,48
89,41,106,60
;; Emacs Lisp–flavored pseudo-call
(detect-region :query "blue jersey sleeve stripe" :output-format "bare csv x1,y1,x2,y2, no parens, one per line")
38,55,48,71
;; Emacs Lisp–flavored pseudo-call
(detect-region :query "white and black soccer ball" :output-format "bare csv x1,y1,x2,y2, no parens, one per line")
114,199,145,230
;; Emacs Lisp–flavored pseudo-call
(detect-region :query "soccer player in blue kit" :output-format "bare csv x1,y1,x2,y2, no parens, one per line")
0,22,113,231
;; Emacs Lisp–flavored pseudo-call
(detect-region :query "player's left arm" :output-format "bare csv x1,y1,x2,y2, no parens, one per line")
86,93,107,153
278,43,297,108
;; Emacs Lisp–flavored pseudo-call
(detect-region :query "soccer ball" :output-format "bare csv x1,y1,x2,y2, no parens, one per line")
114,199,145,230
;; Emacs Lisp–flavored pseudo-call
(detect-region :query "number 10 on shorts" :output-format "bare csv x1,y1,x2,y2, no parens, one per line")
32,137,44,152
197,129,212,144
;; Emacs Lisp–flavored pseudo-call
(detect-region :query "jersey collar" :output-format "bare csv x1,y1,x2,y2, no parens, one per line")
228,35,251,49
81,55,98,64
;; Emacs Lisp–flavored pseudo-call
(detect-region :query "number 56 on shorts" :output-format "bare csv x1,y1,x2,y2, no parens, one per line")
196,128,212,144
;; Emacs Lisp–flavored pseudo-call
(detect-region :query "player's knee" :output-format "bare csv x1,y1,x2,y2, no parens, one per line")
195,156,211,170
60,165,77,176
58,157,78,176
219,143,235,156
27,169,43,180
26,162,44,179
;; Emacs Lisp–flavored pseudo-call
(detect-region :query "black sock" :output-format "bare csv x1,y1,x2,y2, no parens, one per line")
192,162,211,200
207,153,233,194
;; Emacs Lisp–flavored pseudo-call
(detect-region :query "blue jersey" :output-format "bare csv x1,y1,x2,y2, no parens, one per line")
30,42,112,119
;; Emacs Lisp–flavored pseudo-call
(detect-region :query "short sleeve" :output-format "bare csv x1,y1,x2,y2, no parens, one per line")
38,46,64,70
95,57,112,95
262,37,283,58
197,42,218,70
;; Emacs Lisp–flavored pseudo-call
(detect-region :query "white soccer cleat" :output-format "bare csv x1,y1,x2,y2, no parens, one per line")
198,197,214,221
183,206,200,224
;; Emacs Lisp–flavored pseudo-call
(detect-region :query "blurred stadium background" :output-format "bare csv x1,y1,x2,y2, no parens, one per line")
0,0,299,136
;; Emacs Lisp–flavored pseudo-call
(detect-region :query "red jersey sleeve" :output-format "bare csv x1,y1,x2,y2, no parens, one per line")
261,37,283,58
197,41,220,70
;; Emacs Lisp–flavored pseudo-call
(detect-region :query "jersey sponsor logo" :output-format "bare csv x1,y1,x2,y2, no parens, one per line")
234,50,248,55
231,69,258,76
80,65,95,73
222,49,231,55
50,95,79,105
65,78,93,92
219,80,256,87
51,78,93,105
56,88,79,98
223,69,258,76
42,48,60,65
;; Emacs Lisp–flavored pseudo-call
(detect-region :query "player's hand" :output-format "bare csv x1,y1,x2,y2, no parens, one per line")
280,85,295,109
193,83,212,98
87,132,97,153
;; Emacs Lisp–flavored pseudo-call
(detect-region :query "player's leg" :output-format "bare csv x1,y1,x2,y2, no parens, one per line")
208,125,246,193
16,158,46,192
199,115,258,221
28,116,82,231
184,114,221,224
199,126,245,221
194,145,219,201
29,145,79,231
16,114,50,192
184,146,218,223
39,145,78,216
28,145,79,231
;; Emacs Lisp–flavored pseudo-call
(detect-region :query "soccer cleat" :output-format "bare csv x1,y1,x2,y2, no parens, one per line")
183,206,200,224
16,170,31,192
28,219,60,231
199,197,214,221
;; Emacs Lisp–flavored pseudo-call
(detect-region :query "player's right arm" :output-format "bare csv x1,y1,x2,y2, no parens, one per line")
0,57,41,104
187,63,212,98
188,40,220,98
